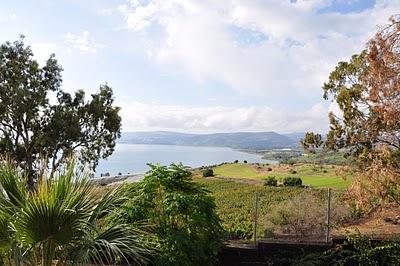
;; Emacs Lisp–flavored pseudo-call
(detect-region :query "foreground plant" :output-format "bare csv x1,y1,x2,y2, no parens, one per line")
0,162,152,265
111,163,223,266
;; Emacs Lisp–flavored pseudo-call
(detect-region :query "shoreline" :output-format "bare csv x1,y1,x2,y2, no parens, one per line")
93,173,145,186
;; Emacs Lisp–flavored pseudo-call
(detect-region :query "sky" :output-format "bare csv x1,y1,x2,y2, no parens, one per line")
0,0,398,133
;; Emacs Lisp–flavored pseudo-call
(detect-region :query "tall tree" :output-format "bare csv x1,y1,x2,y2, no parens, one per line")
306,15,400,210
0,37,121,188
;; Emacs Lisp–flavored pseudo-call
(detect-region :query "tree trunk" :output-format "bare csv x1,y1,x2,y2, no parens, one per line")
26,156,35,191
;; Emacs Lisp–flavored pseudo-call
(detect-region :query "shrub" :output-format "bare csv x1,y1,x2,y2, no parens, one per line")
234,160,239,163
290,170,297,174
268,192,350,237
112,164,223,266
267,167,273,171
202,168,214,177
283,177,303,187
243,160,248,163
264,176,278,186
296,237,400,265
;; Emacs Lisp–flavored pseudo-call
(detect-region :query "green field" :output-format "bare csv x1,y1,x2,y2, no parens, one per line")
212,163,352,189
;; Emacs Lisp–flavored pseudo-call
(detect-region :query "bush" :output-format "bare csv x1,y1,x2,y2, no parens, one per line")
234,160,239,163
296,237,400,265
202,168,214,177
290,170,297,174
243,160,248,163
283,177,302,187
267,167,273,171
112,164,223,265
264,176,278,186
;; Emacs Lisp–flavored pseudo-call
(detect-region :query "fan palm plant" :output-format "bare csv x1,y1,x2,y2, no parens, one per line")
0,162,152,266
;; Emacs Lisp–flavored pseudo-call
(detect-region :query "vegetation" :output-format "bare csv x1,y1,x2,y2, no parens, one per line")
295,237,400,265
111,164,223,266
0,161,151,265
301,132,323,154
268,192,349,237
194,177,349,240
283,176,302,187
283,151,348,165
303,16,400,211
202,168,214,177
212,163,351,189
0,37,121,189
264,176,277,186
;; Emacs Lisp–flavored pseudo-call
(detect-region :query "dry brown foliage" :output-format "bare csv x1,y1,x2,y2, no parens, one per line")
346,15,400,211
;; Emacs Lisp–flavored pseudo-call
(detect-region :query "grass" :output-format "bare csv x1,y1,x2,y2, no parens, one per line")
212,163,352,189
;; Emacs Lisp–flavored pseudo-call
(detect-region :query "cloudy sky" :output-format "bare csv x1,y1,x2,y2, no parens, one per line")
0,0,398,133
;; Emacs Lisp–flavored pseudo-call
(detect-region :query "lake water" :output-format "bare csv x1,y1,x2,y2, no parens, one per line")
95,143,271,176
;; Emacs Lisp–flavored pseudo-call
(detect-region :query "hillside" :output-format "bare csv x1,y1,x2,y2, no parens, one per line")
119,131,302,150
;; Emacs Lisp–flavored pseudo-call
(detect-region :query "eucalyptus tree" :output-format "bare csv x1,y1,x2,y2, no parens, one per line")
303,15,400,209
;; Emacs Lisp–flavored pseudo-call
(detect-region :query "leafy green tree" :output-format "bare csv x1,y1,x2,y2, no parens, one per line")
112,163,223,266
0,161,152,265
0,37,121,188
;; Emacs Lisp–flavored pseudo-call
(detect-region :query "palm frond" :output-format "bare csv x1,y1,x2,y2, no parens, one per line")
72,224,153,265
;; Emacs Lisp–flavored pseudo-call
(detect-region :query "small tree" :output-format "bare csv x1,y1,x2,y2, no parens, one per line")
112,163,223,265
202,168,214,177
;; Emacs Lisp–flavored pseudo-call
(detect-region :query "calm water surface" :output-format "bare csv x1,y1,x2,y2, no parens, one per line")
96,143,271,176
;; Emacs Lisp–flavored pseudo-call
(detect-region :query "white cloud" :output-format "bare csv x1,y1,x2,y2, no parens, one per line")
65,31,106,54
98,8,114,16
118,101,331,133
115,0,399,98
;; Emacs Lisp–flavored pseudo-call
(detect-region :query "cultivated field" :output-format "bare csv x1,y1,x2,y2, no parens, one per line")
212,163,352,189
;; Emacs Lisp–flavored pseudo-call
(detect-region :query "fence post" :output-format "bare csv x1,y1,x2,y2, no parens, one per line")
325,188,332,243
254,191,259,247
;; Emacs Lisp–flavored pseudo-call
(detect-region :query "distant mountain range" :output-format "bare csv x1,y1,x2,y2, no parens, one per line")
119,131,304,150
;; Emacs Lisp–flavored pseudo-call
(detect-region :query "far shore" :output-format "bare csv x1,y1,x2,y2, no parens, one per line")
93,173,145,186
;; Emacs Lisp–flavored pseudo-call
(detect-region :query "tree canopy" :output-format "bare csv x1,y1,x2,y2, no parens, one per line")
111,163,223,266
305,15,400,210
0,37,121,187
